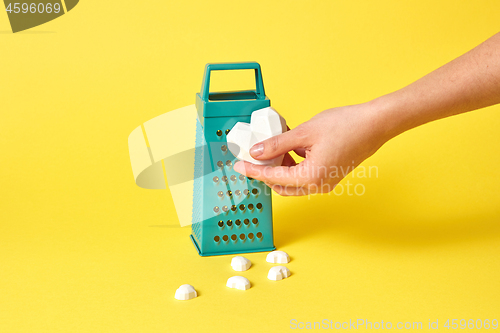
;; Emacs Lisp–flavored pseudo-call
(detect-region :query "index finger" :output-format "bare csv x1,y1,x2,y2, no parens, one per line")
234,160,312,187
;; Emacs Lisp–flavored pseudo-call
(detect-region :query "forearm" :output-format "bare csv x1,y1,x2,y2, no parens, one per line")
370,32,500,141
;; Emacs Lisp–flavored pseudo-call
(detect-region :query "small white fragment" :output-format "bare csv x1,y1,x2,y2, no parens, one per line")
226,276,251,290
231,256,252,271
174,284,197,300
268,266,291,281
266,250,290,264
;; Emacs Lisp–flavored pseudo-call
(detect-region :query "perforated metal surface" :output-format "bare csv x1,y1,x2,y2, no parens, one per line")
190,116,275,256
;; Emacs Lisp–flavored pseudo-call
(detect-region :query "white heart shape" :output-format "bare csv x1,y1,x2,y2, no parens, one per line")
227,107,287,166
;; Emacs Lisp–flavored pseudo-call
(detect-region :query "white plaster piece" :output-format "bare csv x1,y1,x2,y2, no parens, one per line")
267,266,291,281
174,284,197,300
227,107,287,166
226,276,251,290
231,256,252,271
266,250,290,264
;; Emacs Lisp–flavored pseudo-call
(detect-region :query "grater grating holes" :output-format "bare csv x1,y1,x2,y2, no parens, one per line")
213,232,263,244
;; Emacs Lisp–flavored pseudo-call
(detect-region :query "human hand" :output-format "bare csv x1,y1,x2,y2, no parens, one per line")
233,102,389,196
233,32,500,196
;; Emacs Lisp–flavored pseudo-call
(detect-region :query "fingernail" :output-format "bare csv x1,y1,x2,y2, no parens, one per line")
250,143,264,158
234,161,243,173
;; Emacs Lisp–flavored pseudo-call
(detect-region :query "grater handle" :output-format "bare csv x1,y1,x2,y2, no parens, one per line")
200,62,266,102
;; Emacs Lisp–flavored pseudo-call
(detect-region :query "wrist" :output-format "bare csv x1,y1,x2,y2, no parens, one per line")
365,91,414,143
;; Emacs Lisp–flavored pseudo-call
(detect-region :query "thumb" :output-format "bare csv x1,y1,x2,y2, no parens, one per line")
250,127,307,160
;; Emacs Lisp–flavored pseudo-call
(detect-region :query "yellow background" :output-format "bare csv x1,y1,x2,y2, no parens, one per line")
1,0,499,332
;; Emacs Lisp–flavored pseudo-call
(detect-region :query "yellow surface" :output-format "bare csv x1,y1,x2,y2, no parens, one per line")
1,1,500,332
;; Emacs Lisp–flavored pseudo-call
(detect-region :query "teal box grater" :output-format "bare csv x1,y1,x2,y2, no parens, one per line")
190,62,276,256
